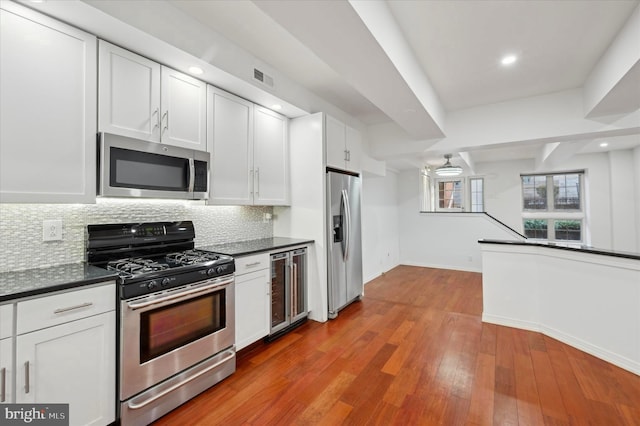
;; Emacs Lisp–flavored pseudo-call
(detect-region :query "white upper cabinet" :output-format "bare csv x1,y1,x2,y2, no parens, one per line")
207,87,254,205
325,115,347,170
98,40,161,142
325,115,362,173
253,106,289,206
0,2,97,203
207,86,289,206
99,41,206,151
345,125,362,172
160,67,207,150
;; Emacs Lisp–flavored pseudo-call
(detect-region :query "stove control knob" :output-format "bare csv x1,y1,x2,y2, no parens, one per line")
207,268,216,276
147,280,157,290
216,266,225,274
161,278,170,287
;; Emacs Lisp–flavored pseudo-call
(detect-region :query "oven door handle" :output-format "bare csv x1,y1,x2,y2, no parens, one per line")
127,349,235,410
126,277,233,310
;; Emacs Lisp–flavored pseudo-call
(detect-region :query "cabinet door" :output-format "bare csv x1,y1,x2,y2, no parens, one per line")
207,86,254,205
0,304,12,339
235,268,270,350
0,3,97,203
325,115,347,170
253,106,289,206
98,40,161,142
345,125,362,173
160,66,207,150
1,338,13,404
16,311,115,426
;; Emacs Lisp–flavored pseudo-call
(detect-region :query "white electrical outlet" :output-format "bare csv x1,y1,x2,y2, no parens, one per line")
43,219,63,242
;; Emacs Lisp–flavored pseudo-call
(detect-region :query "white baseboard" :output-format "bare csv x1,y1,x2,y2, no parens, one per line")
402,260,482,273
483,313,640,376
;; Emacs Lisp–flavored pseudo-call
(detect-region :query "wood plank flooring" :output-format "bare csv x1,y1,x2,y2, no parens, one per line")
153,265,640,425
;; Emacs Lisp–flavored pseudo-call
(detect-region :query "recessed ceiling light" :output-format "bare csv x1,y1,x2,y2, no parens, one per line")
188,66,203,75
501,55,517,66
599,142,609,147
271,104,282,111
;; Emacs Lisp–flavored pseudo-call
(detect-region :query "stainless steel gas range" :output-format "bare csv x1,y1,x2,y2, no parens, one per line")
87,221,235,426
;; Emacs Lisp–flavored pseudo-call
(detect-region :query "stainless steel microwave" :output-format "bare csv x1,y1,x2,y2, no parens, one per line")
98,133,209,200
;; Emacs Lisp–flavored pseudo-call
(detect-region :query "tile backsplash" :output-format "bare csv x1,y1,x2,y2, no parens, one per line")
0,200,273,272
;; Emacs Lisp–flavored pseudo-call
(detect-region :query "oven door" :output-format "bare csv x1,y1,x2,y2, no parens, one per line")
120,275,234,401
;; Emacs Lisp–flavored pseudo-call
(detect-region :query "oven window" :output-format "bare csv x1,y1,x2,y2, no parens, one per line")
140,290,226,363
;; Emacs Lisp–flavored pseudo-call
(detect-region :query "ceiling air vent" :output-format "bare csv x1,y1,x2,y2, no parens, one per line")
253,68,274,88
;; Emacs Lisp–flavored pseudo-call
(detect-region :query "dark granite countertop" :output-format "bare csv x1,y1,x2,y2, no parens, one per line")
0,263,118,303
478,239,640,261
198,237,314,257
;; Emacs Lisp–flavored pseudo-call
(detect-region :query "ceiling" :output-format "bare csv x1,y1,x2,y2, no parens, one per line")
84,0,640,170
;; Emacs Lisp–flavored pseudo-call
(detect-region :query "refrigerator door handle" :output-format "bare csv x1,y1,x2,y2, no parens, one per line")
342,189,351,261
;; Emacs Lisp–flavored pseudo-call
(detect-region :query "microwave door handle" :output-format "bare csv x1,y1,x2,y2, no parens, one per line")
188,158,195,193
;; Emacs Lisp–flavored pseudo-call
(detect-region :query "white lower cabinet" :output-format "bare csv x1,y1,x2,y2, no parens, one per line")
235,254,270,350
1,337,12,404
11,283,116,426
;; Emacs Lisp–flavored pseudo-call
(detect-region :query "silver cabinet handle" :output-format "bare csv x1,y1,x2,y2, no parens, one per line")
24,361,29,394
1,367,5,402
249,169,254,195
244,261,261,268
162,111,169,133
255,167,260,196
53,302,93,315
152,108,160,129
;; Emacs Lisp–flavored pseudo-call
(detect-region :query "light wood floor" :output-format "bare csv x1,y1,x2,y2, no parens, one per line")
153,265,640,425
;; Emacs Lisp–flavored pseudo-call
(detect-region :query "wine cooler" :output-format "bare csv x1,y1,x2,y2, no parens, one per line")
270,248,308,337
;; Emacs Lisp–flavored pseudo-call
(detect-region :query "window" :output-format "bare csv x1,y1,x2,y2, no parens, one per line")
469,178,484,212
521,171,585,242
437,179,464,211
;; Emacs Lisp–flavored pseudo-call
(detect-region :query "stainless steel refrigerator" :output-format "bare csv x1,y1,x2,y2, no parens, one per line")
327,169,363,319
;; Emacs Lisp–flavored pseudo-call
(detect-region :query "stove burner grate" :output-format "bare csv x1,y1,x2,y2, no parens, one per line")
107,257,170,277
165,250,221,265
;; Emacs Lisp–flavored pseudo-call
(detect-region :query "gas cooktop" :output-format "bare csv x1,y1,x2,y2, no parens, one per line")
86,221,235,299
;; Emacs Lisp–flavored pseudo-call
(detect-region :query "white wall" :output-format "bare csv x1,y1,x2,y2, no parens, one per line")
361,171,400,283
396,170,525,272
476,158,534,232
481,243,640,375
608,150,638,252
394,149,639,273
473,151,638,251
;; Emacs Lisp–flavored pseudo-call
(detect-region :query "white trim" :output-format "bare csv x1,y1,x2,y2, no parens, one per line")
402,260,482,273
483,313,640,376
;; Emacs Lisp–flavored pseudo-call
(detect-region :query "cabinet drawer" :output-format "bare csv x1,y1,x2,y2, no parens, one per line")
17,282,115,335
235,253,270,275
0,304,13,339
